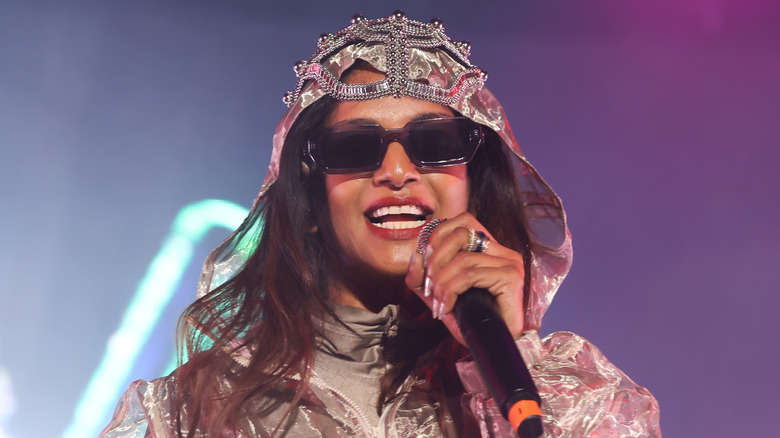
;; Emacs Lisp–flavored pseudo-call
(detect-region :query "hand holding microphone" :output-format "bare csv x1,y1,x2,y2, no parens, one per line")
407,215,543,438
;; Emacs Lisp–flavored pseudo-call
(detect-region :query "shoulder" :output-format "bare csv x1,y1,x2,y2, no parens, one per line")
99,374,178,437
530,331,645,390
529,331,662,437
457,331,661,437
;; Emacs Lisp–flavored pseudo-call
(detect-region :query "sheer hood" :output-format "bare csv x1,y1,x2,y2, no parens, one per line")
197,12,572,331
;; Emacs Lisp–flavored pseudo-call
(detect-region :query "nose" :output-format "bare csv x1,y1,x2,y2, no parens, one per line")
372,142,420,188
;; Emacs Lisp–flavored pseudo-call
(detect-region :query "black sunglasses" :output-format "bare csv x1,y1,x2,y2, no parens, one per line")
307,117,484,174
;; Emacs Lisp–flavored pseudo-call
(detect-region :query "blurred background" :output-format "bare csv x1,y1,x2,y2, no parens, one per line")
1,0,779,436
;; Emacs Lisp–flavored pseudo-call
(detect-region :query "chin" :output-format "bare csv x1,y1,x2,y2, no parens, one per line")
360,249,413,279
370,259,411,278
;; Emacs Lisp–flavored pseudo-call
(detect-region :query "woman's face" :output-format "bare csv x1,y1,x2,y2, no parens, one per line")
324,68,470,295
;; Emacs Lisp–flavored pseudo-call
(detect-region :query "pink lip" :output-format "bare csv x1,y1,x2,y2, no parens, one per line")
364,197,432,240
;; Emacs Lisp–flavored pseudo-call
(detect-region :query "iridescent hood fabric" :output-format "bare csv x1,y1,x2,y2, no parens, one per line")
197,12,572,331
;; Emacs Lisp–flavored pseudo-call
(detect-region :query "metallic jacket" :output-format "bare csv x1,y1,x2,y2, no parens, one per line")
101,304,660,437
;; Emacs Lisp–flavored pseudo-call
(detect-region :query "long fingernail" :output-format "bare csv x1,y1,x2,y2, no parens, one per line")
424,275,431,297
432,297,440,319
423,246,433,269
437,301,446,320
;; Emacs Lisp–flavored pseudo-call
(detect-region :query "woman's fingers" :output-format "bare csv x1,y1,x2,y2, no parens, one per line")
432,259,525,335
406,212,526,342
406,244,427,296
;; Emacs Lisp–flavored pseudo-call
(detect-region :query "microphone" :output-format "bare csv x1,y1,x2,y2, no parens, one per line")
452,288,543,438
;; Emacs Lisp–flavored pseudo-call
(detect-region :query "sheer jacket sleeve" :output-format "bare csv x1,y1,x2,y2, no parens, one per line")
457,331,661,438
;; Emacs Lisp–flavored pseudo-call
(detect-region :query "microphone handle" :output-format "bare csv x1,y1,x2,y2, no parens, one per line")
452,288,544,438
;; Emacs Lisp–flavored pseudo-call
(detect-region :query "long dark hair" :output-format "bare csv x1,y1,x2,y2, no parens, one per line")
173,94,532,436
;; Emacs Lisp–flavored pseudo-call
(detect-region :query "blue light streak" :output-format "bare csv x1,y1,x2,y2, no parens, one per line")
62,199,249,438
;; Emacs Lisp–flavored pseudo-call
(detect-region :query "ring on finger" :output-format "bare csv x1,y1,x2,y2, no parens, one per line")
467,228,490,253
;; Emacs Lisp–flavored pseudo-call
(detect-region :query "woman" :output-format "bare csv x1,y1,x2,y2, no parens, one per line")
102,12,660,437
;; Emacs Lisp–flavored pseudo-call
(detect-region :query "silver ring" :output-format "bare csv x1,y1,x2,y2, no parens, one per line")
417,218,447,254
467,229,490,253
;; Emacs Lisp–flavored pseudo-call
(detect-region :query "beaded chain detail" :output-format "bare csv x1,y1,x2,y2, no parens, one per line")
283,11,487,107
416,218,447,254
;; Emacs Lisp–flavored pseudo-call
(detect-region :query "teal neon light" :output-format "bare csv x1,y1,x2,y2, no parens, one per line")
62,199,250,438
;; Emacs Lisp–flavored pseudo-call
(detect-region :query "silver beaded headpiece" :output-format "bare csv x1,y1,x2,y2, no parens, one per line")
266,11,527,198
283,11,486,106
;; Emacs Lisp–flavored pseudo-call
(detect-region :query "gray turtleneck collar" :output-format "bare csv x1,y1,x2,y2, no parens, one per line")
312,302,399,426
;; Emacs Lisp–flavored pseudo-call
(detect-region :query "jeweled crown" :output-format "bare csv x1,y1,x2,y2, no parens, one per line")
283,10,487,107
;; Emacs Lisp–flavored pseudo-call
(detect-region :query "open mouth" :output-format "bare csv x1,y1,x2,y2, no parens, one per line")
366,205,430,229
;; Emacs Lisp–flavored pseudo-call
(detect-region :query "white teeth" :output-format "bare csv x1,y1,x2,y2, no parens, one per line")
367,204,427,229
372,219,426,229
369,204,425,218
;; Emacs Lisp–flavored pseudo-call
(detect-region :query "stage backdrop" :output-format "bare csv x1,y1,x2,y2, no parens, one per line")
1,1,779,436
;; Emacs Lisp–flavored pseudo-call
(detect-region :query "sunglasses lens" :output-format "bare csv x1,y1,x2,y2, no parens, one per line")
316,130,383,172
409,120,479,166
311,118,482,173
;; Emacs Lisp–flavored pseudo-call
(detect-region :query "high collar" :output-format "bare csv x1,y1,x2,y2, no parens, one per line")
314,302,398,370
310,302,402,425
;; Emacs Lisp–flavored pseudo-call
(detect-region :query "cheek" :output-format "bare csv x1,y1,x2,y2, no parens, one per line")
447,183,470,213
431,170,470,213
324,175,351,215
324,176,361,241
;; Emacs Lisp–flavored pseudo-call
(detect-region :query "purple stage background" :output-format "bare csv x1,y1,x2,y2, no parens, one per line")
2,1,779,436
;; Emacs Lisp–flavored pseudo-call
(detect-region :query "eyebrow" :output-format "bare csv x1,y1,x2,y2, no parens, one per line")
329,111,454,128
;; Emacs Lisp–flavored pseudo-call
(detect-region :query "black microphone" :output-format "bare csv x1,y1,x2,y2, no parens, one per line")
452,288,543,438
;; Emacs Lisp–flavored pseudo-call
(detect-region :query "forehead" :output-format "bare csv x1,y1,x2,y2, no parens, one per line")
327,67,454,128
